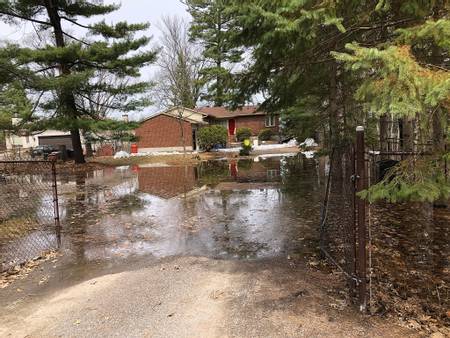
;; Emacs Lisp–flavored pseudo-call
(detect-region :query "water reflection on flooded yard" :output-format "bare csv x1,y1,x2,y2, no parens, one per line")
1,153,449,328
58,156,324,264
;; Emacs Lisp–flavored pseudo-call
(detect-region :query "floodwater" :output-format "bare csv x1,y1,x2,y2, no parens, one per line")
54,155,447,326
1,154,449,325
56,156,325,266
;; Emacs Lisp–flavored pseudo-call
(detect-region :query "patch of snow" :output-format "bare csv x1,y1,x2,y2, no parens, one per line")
115,166,130,171
257,153,298,160
131,151,187,157
254,144,286,151
217,148,241,153
286,138,299,147
255,139,298,151
138,163,171,168
114,151,130,159
217,140,299,153
301,151,316,159
300,138,318,148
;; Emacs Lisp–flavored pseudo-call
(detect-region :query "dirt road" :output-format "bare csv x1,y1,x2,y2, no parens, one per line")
0,257,415,338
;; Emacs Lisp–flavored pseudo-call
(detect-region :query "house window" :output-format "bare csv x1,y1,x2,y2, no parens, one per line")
267,169,279,179
265,115,276,127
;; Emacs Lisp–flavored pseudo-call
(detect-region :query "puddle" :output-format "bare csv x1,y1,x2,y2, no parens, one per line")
56,155,325,265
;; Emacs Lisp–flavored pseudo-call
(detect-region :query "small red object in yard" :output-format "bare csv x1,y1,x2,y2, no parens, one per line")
131,144,138,154
48,152,59,162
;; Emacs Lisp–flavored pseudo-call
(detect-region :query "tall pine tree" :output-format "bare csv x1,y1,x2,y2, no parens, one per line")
225,0,449,202
0,0,156,163
183,0,241,107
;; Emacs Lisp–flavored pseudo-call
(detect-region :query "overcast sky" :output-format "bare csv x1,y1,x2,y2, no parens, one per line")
0,0,191,119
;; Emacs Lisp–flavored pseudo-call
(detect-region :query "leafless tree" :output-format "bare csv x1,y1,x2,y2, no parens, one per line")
152,16,206,109
152,16,207,156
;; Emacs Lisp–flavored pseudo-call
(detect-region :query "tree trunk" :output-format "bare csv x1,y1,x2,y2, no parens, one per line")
215,7,224,107
44,0,85,164
400,118,414,153
380,114,390,159
431,1,447,155
329,60,341,145
83,130,94,157
432,109,446,153
178,112,187,157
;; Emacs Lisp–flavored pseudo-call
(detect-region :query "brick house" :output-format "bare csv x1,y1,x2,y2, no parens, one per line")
135,107,207,152
197,106,280,142
135,106,280,152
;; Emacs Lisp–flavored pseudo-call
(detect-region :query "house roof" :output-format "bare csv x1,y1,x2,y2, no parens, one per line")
140,107,208,125
196,106,265,119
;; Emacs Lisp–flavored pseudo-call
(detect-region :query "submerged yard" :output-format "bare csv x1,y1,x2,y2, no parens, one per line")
0,154,448,337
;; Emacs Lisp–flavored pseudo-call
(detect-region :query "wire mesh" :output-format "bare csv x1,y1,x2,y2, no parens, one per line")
320,146,358,286
0,161,60,272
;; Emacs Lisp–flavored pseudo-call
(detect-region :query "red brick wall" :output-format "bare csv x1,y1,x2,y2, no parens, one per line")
138,166,197,199
235,115,279,136
136,115,193,149
96,144,114,157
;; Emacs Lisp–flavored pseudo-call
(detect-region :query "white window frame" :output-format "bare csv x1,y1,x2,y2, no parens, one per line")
265,115,276,127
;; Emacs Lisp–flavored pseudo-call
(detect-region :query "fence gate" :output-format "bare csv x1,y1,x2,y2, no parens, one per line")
321,125,448,321
320,127,368,311
0,160,60,272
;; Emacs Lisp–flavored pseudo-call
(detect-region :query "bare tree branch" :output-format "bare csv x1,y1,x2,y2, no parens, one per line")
152,16,207,109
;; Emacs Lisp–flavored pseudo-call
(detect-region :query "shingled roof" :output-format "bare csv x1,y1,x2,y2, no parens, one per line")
196,106,265,119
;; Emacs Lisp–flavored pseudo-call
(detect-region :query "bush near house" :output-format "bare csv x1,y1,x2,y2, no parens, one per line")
236,127,252,142
258,128,273,141
198,125,228,151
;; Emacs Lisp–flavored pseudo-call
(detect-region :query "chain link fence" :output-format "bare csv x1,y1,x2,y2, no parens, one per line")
321,128,449,329
0,160,60,272
320,145,359,290
0,148,33,161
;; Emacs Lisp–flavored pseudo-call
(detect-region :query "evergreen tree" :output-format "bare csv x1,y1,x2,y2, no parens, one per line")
334,2,450,202
183,0,241,106
0,0,156,163
0,54,33,135
225,0,449,202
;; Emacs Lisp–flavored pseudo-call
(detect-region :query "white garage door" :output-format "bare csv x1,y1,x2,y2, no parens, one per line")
38,135,73,150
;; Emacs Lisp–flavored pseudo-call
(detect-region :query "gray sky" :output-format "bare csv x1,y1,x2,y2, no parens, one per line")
0,0,191,119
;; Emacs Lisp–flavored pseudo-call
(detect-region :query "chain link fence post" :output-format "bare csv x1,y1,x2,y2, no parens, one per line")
355,126,367,312
51,159,61,248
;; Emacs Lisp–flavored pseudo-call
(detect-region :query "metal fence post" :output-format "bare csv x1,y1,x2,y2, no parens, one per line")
51,160,61,248
356,126,367,312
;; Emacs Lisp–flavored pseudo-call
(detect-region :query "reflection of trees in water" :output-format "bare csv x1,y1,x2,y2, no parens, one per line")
62,171,141,263
281,156,322,196
197,161,229,186
198,158,285,186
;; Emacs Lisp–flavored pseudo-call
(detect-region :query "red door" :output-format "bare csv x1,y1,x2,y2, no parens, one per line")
228,119,236,136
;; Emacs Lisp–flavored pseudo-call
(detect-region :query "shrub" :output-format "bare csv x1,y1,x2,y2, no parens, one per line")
198,125,228,151
239,139,253,156
258,128,273,141
236,127,252,142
